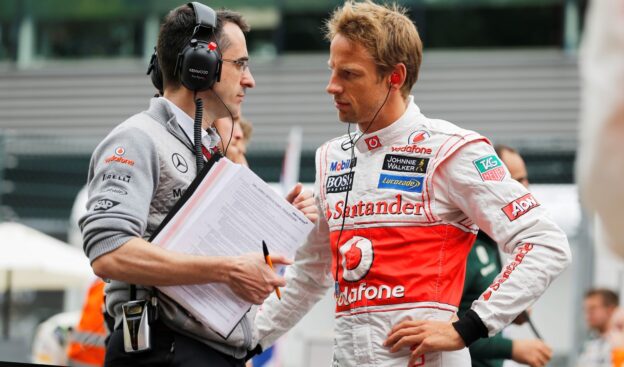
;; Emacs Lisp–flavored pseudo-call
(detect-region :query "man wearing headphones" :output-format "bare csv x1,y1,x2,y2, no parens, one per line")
80,3,314,366
254,1,571,366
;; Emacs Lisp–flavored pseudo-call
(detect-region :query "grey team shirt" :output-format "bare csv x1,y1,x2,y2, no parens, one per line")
79,98,257,358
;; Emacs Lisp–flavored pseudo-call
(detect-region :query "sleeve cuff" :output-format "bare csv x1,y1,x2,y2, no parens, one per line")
452,309,489,346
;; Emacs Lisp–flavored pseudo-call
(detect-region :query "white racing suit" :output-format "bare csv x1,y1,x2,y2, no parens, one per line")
255,96,571,366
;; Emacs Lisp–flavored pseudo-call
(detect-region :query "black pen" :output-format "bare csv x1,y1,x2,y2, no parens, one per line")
262,240,282,300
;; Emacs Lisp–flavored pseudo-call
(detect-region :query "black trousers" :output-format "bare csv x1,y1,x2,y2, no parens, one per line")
104,319,245,367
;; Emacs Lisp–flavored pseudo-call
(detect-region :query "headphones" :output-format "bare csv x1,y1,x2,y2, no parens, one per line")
390,72,400,85
147,48,163,94
147,2,222,93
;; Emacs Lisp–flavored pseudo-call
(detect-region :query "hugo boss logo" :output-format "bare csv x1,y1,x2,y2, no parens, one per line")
326,172,354,193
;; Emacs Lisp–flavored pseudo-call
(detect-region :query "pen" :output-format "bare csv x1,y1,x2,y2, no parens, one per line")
262,240,282,300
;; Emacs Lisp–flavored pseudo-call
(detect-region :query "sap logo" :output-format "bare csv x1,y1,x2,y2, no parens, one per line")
377,174,424,193
93,199,119,211
330,158,357,172
473,155,505,182
326,172,354,193
172,188,186,199
502,193,540,221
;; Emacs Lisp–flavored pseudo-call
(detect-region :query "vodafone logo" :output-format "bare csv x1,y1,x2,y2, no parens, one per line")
339,236,373,282
408,130,430,144
115,147,125,156
364,136,381,151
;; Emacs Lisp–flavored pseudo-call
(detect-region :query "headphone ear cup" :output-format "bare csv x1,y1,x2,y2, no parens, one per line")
150,57,164,94
146,48,164,94
178,40,220,91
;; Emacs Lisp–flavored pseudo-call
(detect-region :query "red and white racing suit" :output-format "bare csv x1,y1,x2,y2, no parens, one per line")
255,96,571,366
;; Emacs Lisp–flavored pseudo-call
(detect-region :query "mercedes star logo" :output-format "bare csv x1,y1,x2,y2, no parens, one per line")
171,153,188,173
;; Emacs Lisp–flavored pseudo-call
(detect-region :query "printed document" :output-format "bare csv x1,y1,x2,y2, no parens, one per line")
152,158,314,338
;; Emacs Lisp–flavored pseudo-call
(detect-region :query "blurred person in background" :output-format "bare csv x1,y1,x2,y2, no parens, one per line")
460,145,551,367
213,116,250,166
577,0,624,257
66,278,107,367
578,288,619,367
608,307,624,367
252,1,571,366
79,3,315,366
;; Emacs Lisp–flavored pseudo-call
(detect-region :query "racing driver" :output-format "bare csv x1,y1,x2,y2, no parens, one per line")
253,1,572,366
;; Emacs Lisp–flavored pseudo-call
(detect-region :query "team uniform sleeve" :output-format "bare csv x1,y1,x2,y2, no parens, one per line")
79,126,160,263
255,147,334,350
435,140,571,343
469,332,513,361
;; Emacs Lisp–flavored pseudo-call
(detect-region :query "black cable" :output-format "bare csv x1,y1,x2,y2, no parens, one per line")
207,29,235,159
193,92,204,173
333,85,393,299
209,89,235,158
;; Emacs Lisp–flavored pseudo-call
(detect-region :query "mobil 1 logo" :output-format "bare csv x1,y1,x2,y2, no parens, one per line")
326,172,355,193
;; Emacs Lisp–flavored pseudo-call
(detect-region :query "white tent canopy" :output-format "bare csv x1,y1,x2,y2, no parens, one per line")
0,222,93,291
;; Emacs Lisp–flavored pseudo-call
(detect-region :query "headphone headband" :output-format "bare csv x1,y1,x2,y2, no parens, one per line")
188,2,217,36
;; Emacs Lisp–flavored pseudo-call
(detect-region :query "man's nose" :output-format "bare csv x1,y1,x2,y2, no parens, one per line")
242,68,255,88
326,74,341,95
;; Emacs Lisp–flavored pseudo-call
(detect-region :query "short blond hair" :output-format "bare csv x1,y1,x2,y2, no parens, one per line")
325,0,423,97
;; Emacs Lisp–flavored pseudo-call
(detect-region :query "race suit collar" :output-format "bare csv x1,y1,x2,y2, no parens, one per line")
354,95,421,153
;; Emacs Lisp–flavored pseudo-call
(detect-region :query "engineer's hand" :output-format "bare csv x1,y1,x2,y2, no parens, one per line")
285,183,318,223
384,318,465,366
227,253,292,304
511,339,552,367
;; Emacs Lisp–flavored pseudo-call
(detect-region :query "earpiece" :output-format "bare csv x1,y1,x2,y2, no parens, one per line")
390,72,400,85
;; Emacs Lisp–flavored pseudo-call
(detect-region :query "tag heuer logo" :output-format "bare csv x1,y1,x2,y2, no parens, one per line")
473,155,505,181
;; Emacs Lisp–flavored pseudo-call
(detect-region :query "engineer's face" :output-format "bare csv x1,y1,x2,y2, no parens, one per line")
212,22,255,120
326,33,389,125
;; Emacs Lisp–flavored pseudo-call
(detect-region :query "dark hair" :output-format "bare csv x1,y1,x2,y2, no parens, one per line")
585,288,619,307
156,5,250,90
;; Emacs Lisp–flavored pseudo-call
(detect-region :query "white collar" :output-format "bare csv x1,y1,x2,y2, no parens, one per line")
162,97,219,149
354,95,421,152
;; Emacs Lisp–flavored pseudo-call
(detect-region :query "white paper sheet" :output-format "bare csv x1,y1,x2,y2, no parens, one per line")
153,158,314,337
